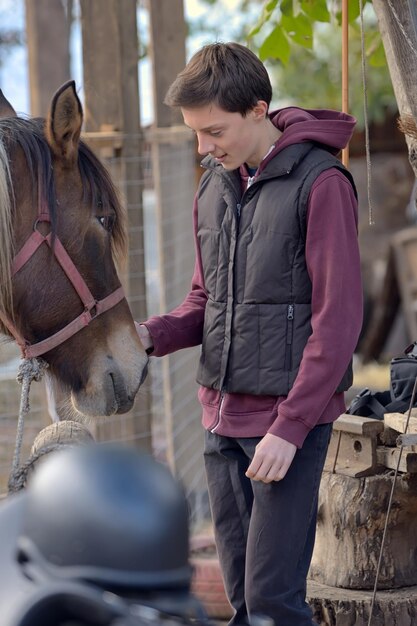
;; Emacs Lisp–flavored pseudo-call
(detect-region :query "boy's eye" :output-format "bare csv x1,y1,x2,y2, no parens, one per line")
210,130,222,137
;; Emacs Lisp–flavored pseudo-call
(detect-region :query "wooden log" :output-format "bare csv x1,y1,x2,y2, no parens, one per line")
310,471,417,589
307,579,417,626
397,432,417,446
376,446,417,472
384,412,417,451
379,425,401,446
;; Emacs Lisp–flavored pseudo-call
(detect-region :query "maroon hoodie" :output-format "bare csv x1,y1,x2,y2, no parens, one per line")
140,107,363,448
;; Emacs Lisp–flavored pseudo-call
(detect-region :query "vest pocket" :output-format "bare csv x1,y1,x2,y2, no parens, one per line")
284,304,294,370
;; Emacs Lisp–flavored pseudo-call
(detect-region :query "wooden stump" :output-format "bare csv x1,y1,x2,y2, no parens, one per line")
310,471,417,589
307,579,417,626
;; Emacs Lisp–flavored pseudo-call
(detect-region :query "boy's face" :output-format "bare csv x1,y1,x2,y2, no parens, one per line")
182,101,268,170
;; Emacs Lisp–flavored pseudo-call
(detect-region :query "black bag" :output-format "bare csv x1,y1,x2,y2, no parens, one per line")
347,342,417,420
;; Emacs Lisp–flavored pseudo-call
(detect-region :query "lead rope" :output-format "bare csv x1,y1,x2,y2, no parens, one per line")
367,374,417,625
8,358,48,490
8,442,68,494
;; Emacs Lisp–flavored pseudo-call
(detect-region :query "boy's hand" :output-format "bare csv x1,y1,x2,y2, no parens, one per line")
136,323,154,353
246,433,297,483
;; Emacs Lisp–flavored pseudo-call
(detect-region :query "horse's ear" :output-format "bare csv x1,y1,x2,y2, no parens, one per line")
46,80,83,167
0,90,17,118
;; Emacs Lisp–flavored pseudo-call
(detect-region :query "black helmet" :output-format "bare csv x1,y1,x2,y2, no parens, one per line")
17,444,192,591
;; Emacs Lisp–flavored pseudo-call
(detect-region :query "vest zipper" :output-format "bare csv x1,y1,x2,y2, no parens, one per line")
285,304,294,370
213,199,240,423
211,388,226,433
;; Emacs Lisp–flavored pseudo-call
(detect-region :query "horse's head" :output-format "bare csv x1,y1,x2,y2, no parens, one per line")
0,82,148,418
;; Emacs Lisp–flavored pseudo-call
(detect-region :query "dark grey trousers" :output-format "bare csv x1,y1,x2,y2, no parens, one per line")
203,423,332,626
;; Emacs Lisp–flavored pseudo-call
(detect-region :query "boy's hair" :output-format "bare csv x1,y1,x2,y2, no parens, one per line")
164,42,272,116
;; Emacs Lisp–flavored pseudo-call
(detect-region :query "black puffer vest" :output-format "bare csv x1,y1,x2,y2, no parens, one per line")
196,142,356,396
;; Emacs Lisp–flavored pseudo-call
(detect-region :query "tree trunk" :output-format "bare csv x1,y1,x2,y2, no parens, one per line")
372,0,417,177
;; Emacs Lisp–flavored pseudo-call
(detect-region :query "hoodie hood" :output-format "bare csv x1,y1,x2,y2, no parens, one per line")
270,106,356,155
239,106,356,181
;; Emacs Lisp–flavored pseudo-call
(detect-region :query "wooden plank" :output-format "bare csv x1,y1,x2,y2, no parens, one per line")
332,413,384,436
384,411,417,434
376,446,417,472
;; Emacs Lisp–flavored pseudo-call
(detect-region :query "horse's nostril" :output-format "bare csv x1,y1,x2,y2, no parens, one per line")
140,363,149,386
108,370,132,413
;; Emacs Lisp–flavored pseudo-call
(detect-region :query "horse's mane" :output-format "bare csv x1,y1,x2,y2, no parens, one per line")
0,136,14,317
0,116,127,318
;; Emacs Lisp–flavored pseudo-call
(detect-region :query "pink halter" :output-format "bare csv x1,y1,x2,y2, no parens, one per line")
0,202,125,359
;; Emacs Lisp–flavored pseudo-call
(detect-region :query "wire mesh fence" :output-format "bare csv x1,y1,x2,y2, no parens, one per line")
0,127,210,528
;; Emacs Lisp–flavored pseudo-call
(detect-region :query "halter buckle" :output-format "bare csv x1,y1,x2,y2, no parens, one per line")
33,214,51,234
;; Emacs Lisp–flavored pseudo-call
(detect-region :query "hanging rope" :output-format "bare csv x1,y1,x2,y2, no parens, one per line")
10,358,48,481
359,0,374,225
8,442,67,494
366,374,417,625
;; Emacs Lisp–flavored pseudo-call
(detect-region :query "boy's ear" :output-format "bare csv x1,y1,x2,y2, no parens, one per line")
252,100,269,120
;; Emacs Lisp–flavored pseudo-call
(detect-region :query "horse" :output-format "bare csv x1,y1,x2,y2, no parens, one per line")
0,81,148,421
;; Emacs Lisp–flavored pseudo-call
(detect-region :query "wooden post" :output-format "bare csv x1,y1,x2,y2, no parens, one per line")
25,0,71,117
80,0,152,452
149,0,186,128
148,0,206,513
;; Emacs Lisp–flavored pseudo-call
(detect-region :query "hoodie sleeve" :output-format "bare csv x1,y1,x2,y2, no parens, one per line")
268,168,363,448
137,196,207,357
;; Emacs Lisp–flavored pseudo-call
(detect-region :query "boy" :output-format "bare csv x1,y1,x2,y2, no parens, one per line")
138,42,362,625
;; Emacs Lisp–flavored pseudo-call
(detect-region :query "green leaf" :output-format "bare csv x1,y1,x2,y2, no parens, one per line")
248,0,279,37
280,0,293,16
300,0,330,22
335,0,372,25
368,39,387,68
281,12,313,48
347,0,360,22
259,24,291,65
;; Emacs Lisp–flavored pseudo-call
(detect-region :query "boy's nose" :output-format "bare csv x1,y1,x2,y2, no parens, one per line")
197,135,214,156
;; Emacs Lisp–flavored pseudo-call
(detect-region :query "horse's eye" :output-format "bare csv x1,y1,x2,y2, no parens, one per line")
98,215,115,232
